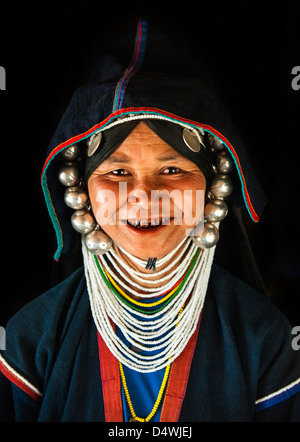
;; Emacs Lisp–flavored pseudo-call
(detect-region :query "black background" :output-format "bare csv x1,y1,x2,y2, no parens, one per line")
0,0,299,325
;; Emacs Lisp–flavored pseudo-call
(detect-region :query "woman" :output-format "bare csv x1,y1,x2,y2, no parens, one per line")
0,18,299,422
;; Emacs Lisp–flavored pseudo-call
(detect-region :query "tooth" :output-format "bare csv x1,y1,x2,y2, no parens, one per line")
128,219,139,226
151,219,160,226
140,219,149,227
162,217,170,225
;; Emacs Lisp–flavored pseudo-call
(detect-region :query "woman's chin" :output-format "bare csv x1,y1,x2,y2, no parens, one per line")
111,225,186,261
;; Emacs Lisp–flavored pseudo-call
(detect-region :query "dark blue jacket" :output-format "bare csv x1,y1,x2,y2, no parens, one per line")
1,265,299,421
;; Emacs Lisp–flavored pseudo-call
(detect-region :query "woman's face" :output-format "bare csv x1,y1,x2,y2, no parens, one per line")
88,122,206,260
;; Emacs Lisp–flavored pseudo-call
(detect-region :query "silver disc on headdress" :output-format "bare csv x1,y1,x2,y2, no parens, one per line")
87,132,102,157
182,127,201,152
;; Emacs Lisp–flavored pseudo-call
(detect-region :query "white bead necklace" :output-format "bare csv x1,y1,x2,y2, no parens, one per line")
83,238,216,373
114,237,188,274
102,240,197,296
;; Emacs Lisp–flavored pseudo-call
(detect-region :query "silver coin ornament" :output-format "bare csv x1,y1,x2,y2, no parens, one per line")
71,209,96,234
64,186,89,210
182,127,201,152
58,162,80,187
192,223,220,249
215,151,234,174
210,174,233,199
85,229,113,255
204,198,228,222
61,143,81,161
87,131,103,157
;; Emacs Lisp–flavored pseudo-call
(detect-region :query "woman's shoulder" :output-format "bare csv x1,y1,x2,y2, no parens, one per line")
6,266,86,331
0,267,87,392
211,264,277,307
209,263,292,334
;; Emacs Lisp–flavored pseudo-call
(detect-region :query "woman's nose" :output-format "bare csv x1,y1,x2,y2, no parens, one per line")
126,176,162,215
127,181,153,206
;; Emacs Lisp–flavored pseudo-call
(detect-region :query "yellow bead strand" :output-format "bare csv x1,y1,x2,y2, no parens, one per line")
119,305,185,422
103,267,181,308
119,361,171,422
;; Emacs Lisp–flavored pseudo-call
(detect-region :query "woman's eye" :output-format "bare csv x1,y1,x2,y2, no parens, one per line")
162,167,180,174
111,169,128,176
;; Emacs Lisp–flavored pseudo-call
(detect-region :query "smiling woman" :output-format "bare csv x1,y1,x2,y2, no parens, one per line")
0,17,299,422
87,121,207,260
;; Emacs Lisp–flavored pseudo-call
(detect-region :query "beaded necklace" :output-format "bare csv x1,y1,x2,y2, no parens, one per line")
106,237,194,296
97,250,199,313
119,361,170,422
83,237,216,373
118,304,185,422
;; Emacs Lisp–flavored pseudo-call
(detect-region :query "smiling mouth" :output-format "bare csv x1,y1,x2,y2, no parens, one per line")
125,218,172,229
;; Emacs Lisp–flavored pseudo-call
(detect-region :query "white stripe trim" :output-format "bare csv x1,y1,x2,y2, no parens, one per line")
88,112,207,149
0,353,43,397
255,377,300,405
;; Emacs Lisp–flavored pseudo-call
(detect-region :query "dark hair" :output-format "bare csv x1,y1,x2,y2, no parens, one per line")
84,119,214,185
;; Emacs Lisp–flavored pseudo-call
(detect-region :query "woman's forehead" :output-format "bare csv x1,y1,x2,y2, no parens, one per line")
106,122,186,161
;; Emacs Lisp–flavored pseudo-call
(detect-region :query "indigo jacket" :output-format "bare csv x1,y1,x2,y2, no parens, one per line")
1,266,299,421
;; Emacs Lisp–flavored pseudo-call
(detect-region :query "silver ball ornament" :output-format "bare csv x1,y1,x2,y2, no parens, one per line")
64,186,89,210
58,162,80,187
215,151,234,174
204,199,228,222
85,229,112,255
192,223,220,249
61,143,81,161
207,133,225,151
71,209,96,234
210,174,233,199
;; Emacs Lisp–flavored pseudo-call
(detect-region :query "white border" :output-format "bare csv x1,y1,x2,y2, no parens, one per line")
0,353,43,398
255,377,300,405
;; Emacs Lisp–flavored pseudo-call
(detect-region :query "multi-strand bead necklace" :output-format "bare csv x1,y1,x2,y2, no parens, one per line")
83,237,216,373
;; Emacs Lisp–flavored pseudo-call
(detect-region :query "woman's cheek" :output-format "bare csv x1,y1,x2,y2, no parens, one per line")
88,178,121,226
